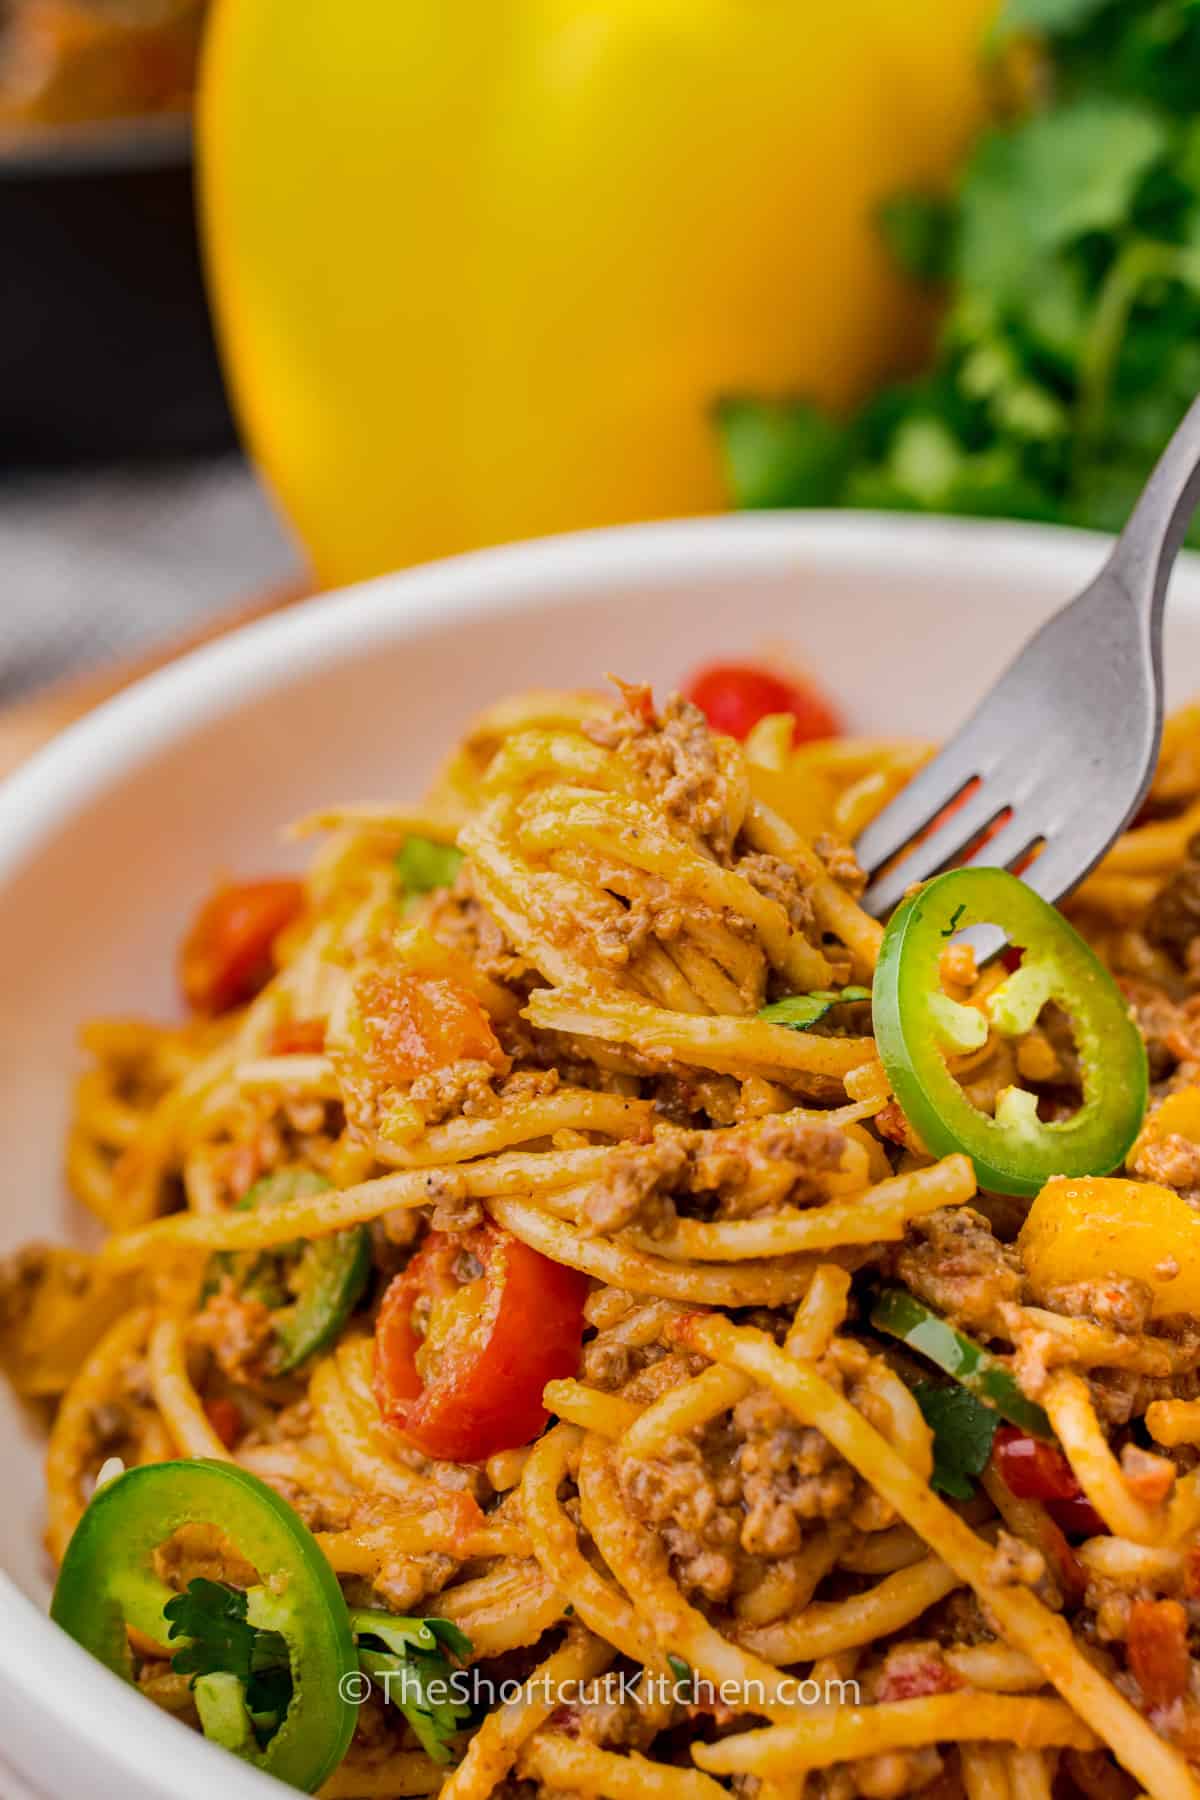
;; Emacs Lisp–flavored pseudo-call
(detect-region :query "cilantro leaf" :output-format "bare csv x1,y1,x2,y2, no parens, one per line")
165,1579,257,1686
957,102,1168,301
914,1383,1000,1501
716,397,855,510
351,1611,473,1765
165,1579,292,1735
395,836,464,897
759,986,871,1032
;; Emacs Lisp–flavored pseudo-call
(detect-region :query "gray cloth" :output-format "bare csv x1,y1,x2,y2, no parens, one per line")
0,457,299,703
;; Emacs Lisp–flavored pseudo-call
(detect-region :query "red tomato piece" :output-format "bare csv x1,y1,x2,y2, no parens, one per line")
992,1427,1108,1541
1045,1494,1109,1540
1186,1546,1200,1599
685,661,841,743
180,878,305,1016
992,1427,1082,1502
1036,1513,1088,1604
1128,1599,1191,1709
355,970,509,1085
203,1396,243,1450
877,1653,963,1702
374,1226,588,1462
269,1016,327,1056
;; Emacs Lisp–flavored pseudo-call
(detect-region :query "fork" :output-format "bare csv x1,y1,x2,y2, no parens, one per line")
854,393,1200,918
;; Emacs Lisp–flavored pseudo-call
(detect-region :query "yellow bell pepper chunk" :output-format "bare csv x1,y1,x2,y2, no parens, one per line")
200,0,998,583
1019,1176,1200,1320
1132,1084,1200,1156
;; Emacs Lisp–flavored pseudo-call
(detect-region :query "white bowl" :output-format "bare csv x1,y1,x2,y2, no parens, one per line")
1,512,1197,1798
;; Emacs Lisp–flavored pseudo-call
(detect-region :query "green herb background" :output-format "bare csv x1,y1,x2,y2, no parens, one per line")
719,0,1200,541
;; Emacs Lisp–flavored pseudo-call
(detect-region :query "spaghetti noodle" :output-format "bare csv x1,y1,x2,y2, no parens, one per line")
9,669,1200,1799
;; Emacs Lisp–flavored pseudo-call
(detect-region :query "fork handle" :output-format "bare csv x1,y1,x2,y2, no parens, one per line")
1106,389,1200,626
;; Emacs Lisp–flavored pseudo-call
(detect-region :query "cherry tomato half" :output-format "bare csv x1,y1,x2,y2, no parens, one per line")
684,660,841,743
374,1225,588,1462
180,878,305,1016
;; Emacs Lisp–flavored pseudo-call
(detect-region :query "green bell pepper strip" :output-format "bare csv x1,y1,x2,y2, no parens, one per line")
873,867,1147,1197
205,1170,370,1373
50,1460,357,1792
871,1288,1052,1438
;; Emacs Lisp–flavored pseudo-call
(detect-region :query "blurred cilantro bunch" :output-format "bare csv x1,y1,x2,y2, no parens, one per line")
719,0,1200,539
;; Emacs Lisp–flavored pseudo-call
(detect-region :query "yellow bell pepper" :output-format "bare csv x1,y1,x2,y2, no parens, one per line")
1019,1176,1200,1320
1131,1084,1200,1163
200,0,996,585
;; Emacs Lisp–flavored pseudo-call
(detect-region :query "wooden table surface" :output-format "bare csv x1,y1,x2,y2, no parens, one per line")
0,579,309,781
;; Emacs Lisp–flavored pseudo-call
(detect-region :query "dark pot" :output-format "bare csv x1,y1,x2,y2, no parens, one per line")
0,115,235,464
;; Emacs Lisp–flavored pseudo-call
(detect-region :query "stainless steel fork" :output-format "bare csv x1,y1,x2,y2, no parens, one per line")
854,393,1200,918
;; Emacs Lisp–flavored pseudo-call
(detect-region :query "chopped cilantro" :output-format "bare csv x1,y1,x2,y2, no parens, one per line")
351,1610,473,1764
715,396,856,510
165,1578,292,1736
720,0,1200,544
914,1383,1000,1501
759,986,872,1031
395,836,464,899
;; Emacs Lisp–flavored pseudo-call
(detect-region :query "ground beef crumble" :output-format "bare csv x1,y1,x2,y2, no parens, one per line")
409,1057,502,1124
1146,837,1200,968
1118,977,1200,1083
586,688,739,862
739,852,818,935
890,1207,1024,1336
581,1117,847,1239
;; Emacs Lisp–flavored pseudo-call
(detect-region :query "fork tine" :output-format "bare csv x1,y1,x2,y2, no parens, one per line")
862,781,1011,917
957,814,1044,879
1016,831,1098,908
854,750,989,878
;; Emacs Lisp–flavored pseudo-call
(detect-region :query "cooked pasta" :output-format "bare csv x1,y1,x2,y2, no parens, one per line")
11,667,1200,1800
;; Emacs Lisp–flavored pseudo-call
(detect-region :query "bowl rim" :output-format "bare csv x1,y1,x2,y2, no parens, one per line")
0,509,1176,892
0,507,1194,1800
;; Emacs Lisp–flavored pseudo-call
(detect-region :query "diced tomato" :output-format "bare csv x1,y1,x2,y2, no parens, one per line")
877,1654,963,1702
1128,1599,1191,1710
992,1427,1082,1502
355,970,509,1084
203,1396,243,1450
992,1427,1107,1540
180,878,305,1016
269,1016,327,1056
423,1488,487,1551
684,661,841,743
1122,1448,1177,1509
1045,1494,1109,1539
1037,1512,1089,1605
374,1225,588,1462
